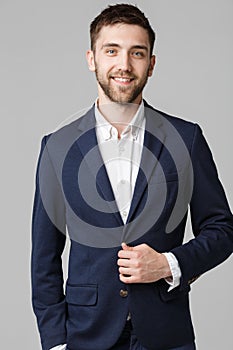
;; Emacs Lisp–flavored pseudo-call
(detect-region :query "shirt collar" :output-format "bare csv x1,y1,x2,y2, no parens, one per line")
94,99,145,141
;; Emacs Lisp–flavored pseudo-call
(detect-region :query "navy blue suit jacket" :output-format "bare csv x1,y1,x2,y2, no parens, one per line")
31,102,233,350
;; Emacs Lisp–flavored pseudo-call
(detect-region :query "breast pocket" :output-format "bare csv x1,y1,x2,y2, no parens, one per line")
149,172,179,185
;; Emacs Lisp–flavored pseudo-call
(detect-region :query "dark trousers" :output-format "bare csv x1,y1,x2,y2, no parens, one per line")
110,320,196,350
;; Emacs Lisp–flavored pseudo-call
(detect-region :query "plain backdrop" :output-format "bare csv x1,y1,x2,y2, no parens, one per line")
0,0,232,349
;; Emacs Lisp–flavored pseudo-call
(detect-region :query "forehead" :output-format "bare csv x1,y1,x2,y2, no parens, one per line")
95,24,150,49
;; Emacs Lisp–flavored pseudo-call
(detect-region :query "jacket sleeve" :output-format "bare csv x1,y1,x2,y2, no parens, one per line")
31,136,67,350
171,124,233,290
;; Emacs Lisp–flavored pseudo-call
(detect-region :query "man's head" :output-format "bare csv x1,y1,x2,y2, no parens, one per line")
87,4,156,105
90,4,155,56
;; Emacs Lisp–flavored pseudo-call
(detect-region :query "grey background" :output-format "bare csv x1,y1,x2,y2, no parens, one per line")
1,0,232,349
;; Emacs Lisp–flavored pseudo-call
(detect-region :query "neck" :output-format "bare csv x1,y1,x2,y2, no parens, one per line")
97,99,141,136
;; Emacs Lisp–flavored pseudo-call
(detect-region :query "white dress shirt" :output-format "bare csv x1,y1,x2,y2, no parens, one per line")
49,101,181,350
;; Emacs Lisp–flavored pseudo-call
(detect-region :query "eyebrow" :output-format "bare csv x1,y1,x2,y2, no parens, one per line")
101,43,148,51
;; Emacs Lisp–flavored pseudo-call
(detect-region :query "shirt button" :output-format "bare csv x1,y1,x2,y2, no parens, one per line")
122,211,128,217
119,289,128,298
121,180,126,184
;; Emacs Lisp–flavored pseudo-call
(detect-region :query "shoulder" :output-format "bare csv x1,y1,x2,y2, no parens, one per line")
144,100,200,146
42,104,95,144
144,100,196,128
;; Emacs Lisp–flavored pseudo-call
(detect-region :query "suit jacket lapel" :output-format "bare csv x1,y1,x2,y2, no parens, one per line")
126,105,166,225
74,106,123,226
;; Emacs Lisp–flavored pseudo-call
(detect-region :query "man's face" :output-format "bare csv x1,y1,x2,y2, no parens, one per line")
87,24,156,105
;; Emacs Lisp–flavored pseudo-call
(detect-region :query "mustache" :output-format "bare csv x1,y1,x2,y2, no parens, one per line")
109,72,136,79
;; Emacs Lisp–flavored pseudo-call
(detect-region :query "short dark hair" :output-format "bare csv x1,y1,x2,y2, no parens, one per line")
90,4,156,56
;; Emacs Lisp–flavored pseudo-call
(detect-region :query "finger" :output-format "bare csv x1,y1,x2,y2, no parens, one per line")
129,243,149,251
118,249,135,259
121,242,134,250
118,258,139,269
122,243,151,253
119,273,137,284
117,258,131,267
118,266,132,275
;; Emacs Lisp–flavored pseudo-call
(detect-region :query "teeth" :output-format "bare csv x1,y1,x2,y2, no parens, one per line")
114,77,131,83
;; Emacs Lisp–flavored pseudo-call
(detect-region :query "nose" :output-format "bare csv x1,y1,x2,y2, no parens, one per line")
116,51,132,72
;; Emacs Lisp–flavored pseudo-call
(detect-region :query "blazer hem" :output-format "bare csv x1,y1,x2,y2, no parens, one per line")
42,333,67,350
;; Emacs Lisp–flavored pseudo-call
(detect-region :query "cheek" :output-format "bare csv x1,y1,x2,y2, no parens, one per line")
138,66,150,78
96,59,113,73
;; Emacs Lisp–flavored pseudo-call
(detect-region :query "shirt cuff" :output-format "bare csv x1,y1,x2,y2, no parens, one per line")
49,345,66,350
163,252,181,291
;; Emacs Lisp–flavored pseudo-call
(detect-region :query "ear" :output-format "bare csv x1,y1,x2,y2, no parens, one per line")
148,55,156,77
86,50,96,72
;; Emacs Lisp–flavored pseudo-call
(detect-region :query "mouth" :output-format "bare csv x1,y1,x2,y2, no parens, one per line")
111,76,134,85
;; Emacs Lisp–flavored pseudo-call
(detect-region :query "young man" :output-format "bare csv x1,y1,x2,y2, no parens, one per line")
31,4,233,350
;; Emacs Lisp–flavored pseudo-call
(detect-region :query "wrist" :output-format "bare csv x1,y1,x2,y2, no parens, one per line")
159,253,172,279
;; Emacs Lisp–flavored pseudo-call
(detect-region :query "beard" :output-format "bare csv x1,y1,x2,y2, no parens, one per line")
94,66,150,104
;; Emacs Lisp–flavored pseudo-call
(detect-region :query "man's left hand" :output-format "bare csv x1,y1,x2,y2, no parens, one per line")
117,243,172,284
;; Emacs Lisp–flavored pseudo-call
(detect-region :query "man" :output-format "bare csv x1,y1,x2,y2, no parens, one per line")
31,4,233,350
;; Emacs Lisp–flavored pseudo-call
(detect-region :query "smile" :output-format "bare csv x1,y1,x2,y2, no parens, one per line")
111,77,134,85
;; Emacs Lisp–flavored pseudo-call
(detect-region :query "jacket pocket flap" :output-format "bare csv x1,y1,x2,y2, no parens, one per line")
149,172,179,184
66,284,98,306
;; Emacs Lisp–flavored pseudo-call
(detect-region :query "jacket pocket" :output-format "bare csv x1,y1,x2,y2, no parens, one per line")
149,172,179,185
65,284,98,306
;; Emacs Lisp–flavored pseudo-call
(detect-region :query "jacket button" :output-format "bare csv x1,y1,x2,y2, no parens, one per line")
120,289,128,298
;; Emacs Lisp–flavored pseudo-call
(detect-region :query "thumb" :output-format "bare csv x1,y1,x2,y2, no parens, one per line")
121,242,134,251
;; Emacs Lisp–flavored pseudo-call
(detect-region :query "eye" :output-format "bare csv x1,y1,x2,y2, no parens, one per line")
133,51,144,58
106,49,117,55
